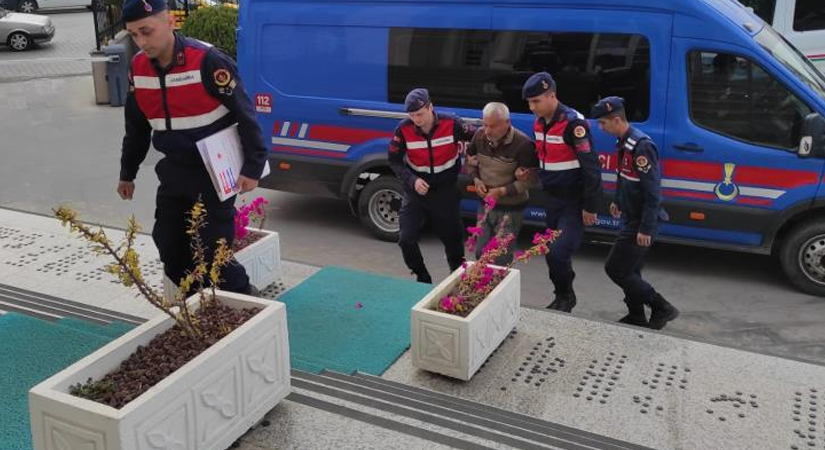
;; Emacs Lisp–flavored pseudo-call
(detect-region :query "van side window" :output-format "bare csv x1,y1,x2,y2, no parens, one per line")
793,0,825,31
736,0,777,24
688,51,813,150
388,29,650,121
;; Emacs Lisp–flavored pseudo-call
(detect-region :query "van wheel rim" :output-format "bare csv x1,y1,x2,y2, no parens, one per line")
20,1,34,12
798,234,825,285
368,189,401,233
10,35,28,50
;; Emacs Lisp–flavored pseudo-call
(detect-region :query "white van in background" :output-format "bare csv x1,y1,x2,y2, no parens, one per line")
739,0,825,72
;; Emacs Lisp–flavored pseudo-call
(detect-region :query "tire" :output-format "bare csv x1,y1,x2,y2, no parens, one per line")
17,0,37,13
7,32,32,52
358,176,403,242
778,219,825,296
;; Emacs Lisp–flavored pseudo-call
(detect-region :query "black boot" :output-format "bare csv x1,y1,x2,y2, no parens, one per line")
414,269,432,284
244,283,261,297
546,290,577,313
647,293,679,330
617,297,648,326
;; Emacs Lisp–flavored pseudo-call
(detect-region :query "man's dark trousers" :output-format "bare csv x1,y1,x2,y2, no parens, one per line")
604,221,655,308
543,199,584,294
398,184,464,274
152,160,250,294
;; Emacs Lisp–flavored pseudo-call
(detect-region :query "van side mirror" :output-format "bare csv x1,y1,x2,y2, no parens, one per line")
799,113,825,158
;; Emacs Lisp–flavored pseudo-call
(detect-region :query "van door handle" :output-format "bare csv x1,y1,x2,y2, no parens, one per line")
673,143,704,153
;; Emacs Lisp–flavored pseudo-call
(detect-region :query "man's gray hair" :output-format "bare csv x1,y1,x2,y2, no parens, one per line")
482,102,510,120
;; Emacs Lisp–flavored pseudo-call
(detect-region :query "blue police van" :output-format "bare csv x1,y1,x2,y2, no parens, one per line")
237,0,825,295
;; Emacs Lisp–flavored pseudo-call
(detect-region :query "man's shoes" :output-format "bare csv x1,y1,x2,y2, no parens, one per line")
618,297,648,327
414,270,432,284
245,284,261,297
617,314,648,327
546,291,577,313
647,293,679,330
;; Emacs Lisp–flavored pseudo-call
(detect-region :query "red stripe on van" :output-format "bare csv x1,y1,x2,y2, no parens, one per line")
310,125,393,144
736,197,773,206
662,189,717,201
664,161,817,189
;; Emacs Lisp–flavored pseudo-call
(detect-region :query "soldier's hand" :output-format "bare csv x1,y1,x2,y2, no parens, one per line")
489,186,506,200
609,202,621,218
582,210,597,227
117,181,135,200
474,178,488,196
414,178,430,195
236,175,259,194
637,232,652,247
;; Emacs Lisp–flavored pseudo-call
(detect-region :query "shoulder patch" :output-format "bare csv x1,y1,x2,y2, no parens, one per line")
635,155,650,173
213,69,232,87
573,126,586,139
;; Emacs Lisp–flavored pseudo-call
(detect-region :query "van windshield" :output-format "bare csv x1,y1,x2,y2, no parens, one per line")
754,26,825,101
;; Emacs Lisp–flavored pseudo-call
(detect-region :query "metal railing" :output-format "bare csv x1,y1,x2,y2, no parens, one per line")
92,0,124,51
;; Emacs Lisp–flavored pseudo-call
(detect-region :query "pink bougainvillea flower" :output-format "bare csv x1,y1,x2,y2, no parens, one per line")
484,196,497,210
440,296,455,311
466,226,483,236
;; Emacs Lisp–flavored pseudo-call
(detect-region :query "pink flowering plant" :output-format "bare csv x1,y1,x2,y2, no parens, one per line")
436,196,560,317
234,196,268,242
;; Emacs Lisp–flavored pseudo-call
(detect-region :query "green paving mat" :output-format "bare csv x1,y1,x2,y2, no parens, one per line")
0,313,133,450
278,266,432,375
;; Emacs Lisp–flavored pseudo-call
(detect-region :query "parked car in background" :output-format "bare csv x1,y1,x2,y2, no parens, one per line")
0,0,90,14
0,6,54,51
738,0,825,72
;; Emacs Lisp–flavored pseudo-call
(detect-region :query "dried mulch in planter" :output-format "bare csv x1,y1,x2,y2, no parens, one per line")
233,230,266,252
69,301,260,409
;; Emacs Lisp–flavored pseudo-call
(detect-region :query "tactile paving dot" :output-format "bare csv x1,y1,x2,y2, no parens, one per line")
0,227,47,250
505,335,565,392
790,386,824,449
633,361,692,415
705,391,759,423
574,350,626,405
260,280,287,299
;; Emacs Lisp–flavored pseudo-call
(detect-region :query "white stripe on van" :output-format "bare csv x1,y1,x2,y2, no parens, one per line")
272,137,350,152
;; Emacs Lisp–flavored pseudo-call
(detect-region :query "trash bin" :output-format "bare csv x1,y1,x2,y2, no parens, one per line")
89,50,109,105
105,43,128,107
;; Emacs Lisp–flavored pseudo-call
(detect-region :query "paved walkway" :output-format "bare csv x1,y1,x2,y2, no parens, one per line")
0,207,317,318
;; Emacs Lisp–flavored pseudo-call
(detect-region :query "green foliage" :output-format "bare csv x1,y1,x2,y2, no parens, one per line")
180,5,238,59
69,377,115,400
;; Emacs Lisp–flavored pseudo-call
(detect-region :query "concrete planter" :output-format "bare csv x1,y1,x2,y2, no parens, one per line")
163,228,281,299
29,291,291,450
235,229,281,290
411,264,520,381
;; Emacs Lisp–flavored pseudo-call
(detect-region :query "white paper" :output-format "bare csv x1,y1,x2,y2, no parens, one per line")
197,125,271,202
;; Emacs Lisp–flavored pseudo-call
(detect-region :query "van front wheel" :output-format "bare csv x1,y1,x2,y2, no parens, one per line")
779,219,825,296
358,176,402,242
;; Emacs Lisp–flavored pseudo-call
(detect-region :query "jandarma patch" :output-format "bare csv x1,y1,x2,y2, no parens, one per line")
213,69,232,87
573,126,586,139
636,155,649,169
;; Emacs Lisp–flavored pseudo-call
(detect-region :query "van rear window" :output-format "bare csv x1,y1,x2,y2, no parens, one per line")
389,28,651,121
